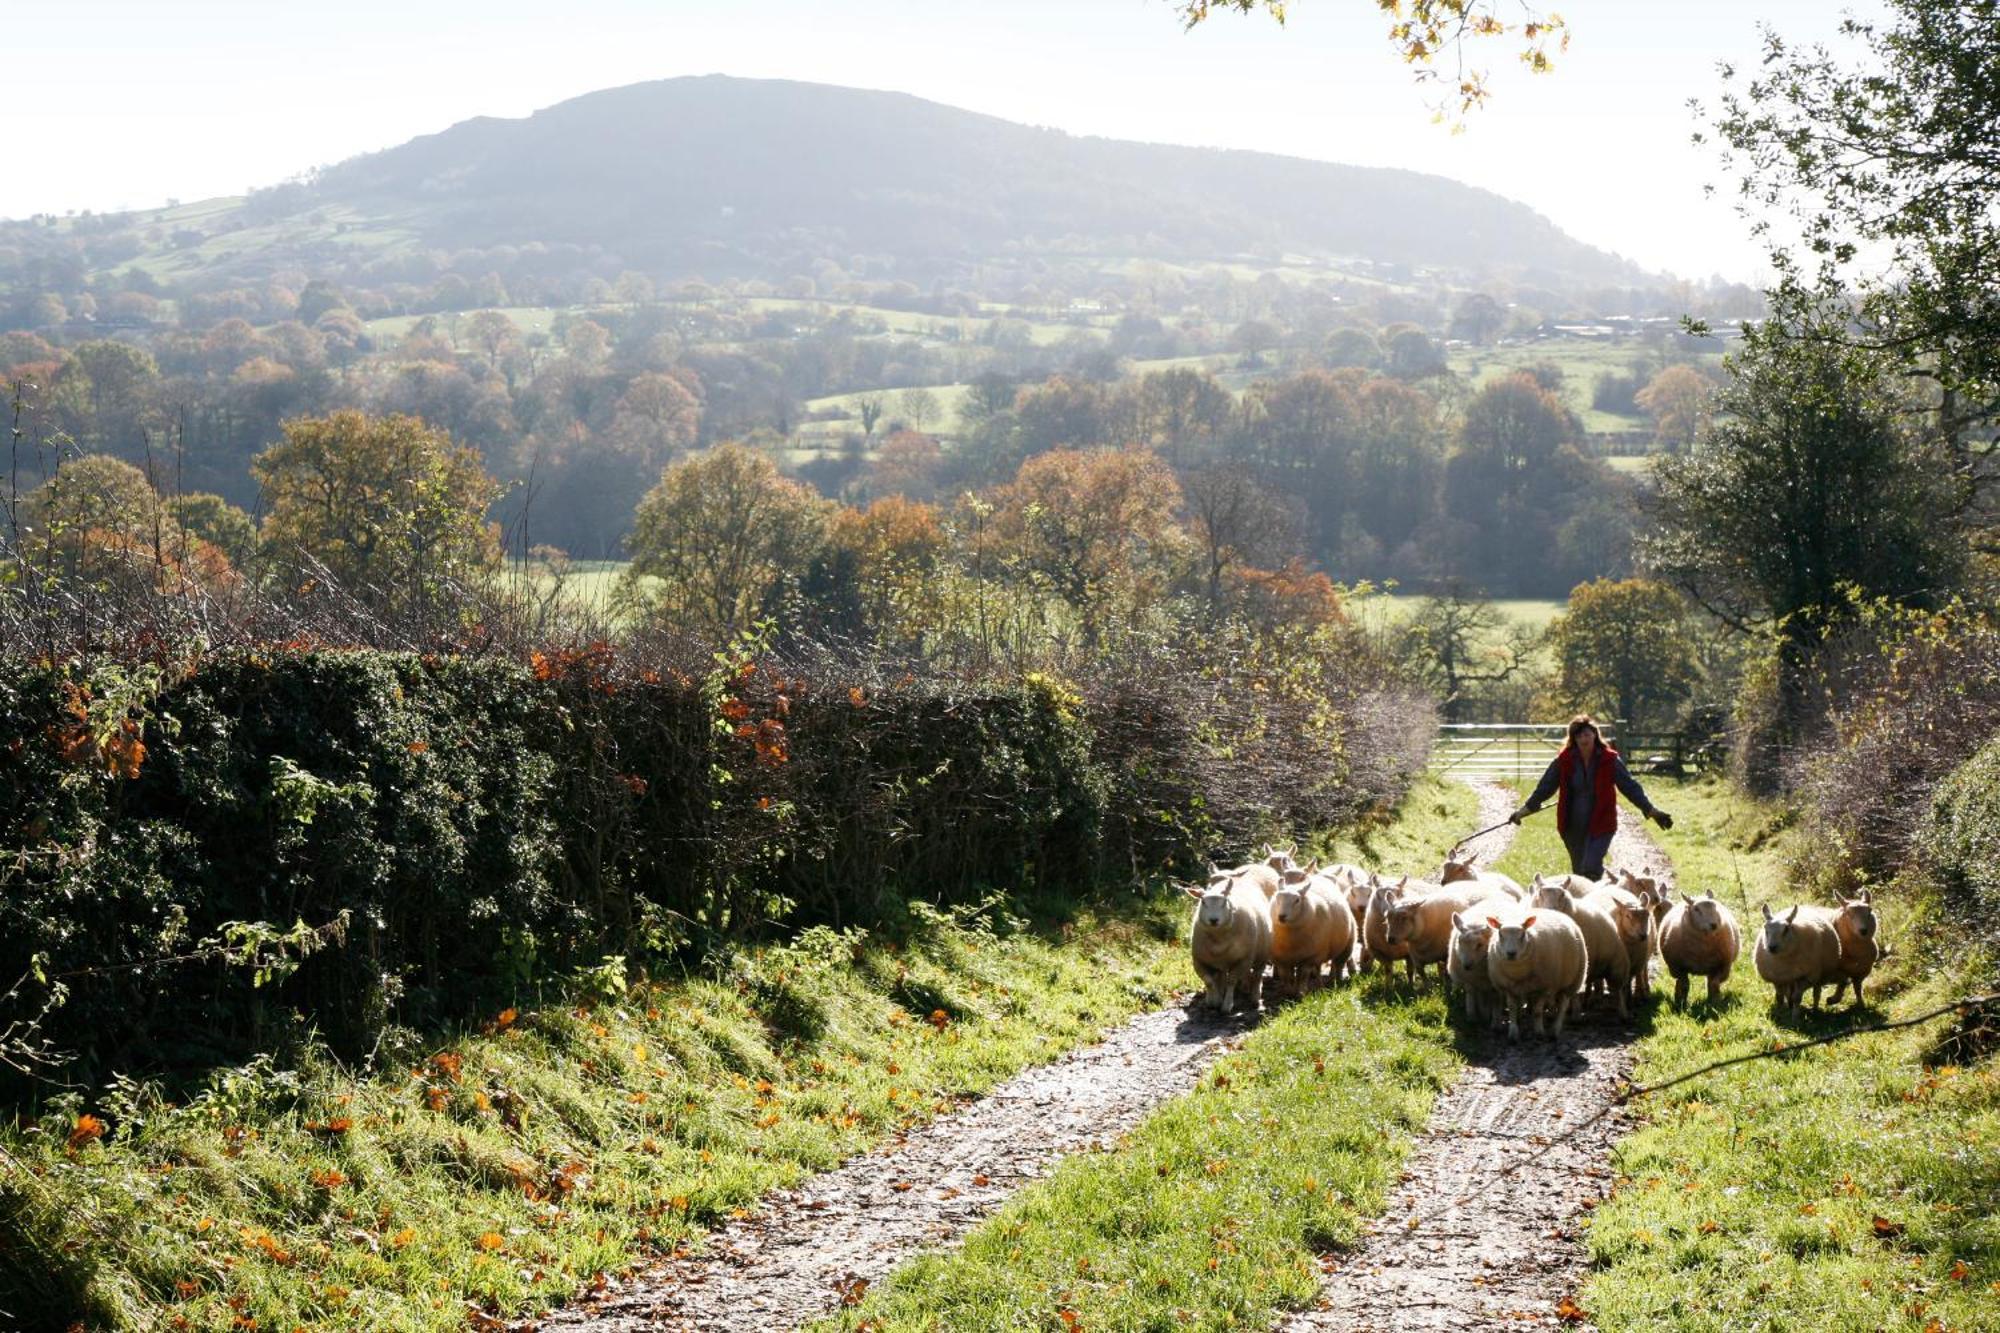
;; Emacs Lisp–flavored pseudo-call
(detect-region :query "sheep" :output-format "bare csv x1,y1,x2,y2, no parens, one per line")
1384,881,1513,986
1579,881,1657,1007
1186,872,1273,1014
1658,890,1741,1010
1268,865,1358,998
1210,860,1282,901
1440,855,1525,900
1803,891,1879,1007
1530,875,1632,1019
1484,908,1589,1040
1333,870,1376,970
1258,844,1299,877
1362,875,1416,978
1447,912,1502,1027
1753,903,1843,1017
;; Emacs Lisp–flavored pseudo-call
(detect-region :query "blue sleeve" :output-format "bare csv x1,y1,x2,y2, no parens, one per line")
1524,758,1561,811
1612,754,1652,812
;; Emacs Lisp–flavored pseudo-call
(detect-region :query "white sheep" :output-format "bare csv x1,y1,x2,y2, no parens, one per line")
1186,871,1273,1013
1268,864,1358,997
1658,890,1741,1010
1333,869,1376,970
1580,880,1657,1007
1215,859,1283,900
1753,903,1843,1016
1385,881,1512,987
1530,875,1632,1019
1364,875,1438,981
1440,856,1525,900
1803,891,1879,1007
1484,908,1589,1040
1447,912,1502,1027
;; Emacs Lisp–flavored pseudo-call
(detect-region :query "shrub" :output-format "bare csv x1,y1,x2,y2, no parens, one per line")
1915,733,2000,965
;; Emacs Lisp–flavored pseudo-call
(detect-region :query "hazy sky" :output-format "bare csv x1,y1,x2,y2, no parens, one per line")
9,1,1877,281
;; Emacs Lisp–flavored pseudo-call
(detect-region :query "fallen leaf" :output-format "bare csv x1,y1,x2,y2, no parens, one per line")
972,1174,991,1187
1873,1215,1906,1239
890,1181,913,1193
1555,1296,1587,1323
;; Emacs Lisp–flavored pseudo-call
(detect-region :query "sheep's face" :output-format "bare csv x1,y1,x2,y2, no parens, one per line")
1611,899,1652,945
1196,887,1235,930
1492,914,1537,962
1441,858,1475,884
1685,896,1725,933
1451,913,1493,970
1841,897,1878,939
1530,880,1570,913
1346,881,1372,921
1384,900,1421,946
1760,904,1801,955
1272,877,1309,925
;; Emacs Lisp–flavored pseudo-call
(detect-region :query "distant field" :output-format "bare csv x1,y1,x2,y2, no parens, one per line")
1603,454,1655,477
1362,593,1566,634
1448,338,1722,441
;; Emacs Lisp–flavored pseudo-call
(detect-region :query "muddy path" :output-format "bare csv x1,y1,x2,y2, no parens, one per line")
525,1003,1259,1331
1284,798,1670,1332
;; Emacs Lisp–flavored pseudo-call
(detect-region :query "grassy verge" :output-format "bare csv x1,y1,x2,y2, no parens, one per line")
811,775,1481,1332
1577,776,2000,1330
1,896,1189,1332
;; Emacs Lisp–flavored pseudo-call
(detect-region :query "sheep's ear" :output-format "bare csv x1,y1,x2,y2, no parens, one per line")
1451,911,1465,930
1207,861,1221,878
1184,884,1205,899
1396,874,1409,891
1857,888,1871,904
1485,915,1503,929
1786,904,1800,922
1761,902,1773,922
1306,858,1321,874
1521,914,1538,928
1681,890,1696,907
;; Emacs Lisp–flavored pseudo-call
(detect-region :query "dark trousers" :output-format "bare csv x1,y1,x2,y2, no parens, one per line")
1563,829,1616,880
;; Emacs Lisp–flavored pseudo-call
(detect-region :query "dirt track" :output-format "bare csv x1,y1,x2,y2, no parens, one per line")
526,1002,1258,1331
1284,794,1669,1332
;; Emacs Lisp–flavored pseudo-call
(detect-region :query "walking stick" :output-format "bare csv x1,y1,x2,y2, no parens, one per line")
1448,805,1543,859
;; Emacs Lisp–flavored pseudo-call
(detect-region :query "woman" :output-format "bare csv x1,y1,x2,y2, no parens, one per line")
1510,714,1672,879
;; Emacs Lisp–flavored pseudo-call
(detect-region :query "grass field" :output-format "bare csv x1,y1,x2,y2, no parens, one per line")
1448,338,1724,444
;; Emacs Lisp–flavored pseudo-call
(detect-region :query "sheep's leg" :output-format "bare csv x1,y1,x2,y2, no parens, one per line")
1706,973,1724,1007
1245,967,1264,1011
1613,973,1629,1021
1551,992,1572,1038
1672,970,1690,1012
1852,975,1865,1007
1506,994,1524,1042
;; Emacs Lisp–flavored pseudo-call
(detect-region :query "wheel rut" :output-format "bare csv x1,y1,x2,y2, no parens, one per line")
523,1002,1258,1331
1283,792,1671,1332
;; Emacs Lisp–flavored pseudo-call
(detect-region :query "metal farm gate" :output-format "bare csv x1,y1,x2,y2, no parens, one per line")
1428,723,1714,785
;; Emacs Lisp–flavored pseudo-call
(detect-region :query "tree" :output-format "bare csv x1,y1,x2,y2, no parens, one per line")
1709,0,2000,424
1178,1,1565,116
896,386,942,432
167,492,257,569
1384,327,1446,379
1230,319,1281,368
1130,368,1234,461
855,393,886,438
1640,318,1968,770
464,310,522,371
994,446,1185,634
254,411,504,614
1633,364,1716,452
1547,579,1702,730
1450,293,1507,346
624,443,833,634
607,372,702,469
1396,583,1537,722
20,455,232,598
1182,462,1299,617
868,429,944,501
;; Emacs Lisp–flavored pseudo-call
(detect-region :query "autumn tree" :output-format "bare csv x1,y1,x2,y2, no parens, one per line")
1129,368,1234,462
994,446,1185,636
624,442,833,634
896,386,942,432
607,371,702,469
1633,364,1716,452
254,411,504,615
20,455,233,599
867,429,945,501
1546,579,1702,730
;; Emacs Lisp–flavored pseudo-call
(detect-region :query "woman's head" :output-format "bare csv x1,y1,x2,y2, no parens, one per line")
1567,714,1601,755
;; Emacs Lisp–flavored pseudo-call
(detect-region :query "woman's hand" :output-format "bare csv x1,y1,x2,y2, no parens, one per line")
1648,807,1674,830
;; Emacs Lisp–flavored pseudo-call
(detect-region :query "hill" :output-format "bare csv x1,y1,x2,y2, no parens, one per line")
9,77,1649,293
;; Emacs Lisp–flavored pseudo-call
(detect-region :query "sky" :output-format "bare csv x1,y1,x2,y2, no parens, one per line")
6,0,1879,282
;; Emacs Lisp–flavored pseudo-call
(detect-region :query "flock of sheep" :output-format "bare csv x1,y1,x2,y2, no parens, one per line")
1186,850,1881,1040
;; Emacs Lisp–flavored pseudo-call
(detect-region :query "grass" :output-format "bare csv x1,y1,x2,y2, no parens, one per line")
1570,777,2000,1331
811,775,1482,1332
1447,339,1725,443
0,895,1193,1332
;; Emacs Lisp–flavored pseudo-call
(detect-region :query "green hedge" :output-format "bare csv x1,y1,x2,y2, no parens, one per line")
1,647,1393,1095
1916,730,2000,951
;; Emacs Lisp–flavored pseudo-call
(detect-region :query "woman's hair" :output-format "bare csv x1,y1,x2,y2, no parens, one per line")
1566,714,1601,747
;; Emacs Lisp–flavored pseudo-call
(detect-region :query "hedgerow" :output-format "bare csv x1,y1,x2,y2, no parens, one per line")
0,636,1428,1098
